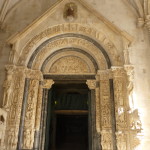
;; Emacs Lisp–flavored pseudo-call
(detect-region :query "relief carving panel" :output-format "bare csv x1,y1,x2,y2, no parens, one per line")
23,79,39,149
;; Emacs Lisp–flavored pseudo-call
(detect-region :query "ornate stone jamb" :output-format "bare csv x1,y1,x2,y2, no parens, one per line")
4,66,26,150
21,69,43,150
98,70,113,149
22,79,39,149
39,79,54,150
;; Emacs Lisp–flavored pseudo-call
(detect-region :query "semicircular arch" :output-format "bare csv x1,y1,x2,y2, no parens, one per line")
17,24,123,68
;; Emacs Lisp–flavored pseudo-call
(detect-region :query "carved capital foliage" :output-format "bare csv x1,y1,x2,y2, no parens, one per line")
97,70,111,80
86,80,96,89
42,79,54,89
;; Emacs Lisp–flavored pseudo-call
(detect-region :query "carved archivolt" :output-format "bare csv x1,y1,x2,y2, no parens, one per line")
15,24,121,67
31,37,108,70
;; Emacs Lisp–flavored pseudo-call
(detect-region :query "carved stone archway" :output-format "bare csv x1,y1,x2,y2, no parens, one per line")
1,21,142,150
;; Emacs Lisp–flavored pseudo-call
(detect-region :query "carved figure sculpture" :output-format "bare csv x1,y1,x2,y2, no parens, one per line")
64,3,77,21
101,132,112,149
2,75,13,110
23,129,33,149
129,109,142,130
116,133,127,150
8,128,17,149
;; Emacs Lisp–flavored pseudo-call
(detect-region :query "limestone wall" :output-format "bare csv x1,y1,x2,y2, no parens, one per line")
0,0,150,149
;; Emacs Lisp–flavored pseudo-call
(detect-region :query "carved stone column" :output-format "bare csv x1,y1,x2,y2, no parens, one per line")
98,70,114,150
111,67,129,150
40,79,54,150
4,66,26,150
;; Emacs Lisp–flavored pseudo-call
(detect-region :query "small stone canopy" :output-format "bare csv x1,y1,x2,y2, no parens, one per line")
6,0,133,69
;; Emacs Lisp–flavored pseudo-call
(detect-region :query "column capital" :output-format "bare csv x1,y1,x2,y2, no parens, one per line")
111,66,125,77
42,79,54,89
25,69,43,81
97,70,111,80
86,80,96,90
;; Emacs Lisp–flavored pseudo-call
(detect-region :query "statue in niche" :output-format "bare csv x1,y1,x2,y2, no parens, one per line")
64,3,77,22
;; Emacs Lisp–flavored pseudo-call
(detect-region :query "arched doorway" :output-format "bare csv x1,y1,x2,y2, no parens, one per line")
2,23,141,150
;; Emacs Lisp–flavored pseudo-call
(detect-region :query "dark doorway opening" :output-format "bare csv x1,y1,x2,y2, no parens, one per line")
44,82,90,150
56,114,88,150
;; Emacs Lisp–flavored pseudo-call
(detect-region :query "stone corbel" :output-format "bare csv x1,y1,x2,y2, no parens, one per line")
86,80,96,90
42,79,54,89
